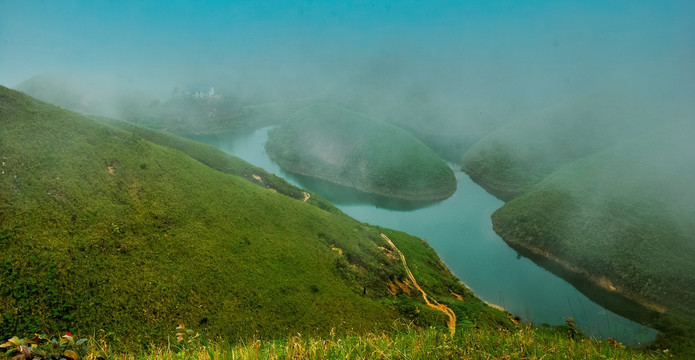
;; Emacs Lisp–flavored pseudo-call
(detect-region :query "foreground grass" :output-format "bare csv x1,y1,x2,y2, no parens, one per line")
2,324,668,360
149,327,668,360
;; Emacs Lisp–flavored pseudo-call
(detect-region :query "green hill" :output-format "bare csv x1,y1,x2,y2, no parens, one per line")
265,103,456,202
490,131,695,354
0,86,508,347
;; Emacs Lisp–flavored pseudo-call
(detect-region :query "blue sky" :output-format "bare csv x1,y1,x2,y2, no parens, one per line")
1,1,692,99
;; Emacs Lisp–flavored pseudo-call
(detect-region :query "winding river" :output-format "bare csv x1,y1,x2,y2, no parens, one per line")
196,126,658,345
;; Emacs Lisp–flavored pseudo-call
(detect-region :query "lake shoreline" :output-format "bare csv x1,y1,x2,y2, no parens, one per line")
496,228,666,329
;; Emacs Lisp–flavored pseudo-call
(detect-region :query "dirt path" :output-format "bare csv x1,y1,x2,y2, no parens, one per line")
380,233,457,337
302,191,310,202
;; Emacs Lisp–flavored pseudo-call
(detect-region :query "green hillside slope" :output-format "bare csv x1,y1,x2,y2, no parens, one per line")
92,116,338,214
265,103,456,202
0,86,506,347
491,132,695,353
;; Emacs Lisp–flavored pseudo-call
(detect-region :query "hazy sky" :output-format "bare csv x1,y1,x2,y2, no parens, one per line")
1,1,693,102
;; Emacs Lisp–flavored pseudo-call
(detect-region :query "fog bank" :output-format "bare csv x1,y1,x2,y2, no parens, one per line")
2,1,693,132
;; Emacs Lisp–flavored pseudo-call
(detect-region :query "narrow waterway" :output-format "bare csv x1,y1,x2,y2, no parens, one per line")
196,126,658,345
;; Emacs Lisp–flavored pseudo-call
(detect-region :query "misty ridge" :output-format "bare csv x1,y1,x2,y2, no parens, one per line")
14,52,695,191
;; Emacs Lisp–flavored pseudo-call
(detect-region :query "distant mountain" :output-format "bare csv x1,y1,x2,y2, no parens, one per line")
265,103,456,202
0,86,507,346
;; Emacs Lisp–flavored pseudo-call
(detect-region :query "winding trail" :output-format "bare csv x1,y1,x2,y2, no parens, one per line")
380,233,457,337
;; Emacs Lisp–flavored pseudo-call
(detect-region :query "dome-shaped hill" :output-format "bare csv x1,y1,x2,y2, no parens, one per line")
265,103,456,202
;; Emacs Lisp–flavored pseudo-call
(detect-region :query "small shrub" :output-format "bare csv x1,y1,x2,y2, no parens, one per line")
0,333,92,360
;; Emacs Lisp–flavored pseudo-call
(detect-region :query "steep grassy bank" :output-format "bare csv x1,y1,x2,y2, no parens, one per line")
265,103,456,202
490,132,695,355
0,86,507,347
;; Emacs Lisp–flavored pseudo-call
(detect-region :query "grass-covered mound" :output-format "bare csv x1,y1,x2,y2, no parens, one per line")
265,103,456,202
491,131,695,354
0,86,509,347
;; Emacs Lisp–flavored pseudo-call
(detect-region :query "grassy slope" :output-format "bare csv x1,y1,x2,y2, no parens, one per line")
94,116,337,214
491,132,695,355
265,103,456,202
0,86,507,347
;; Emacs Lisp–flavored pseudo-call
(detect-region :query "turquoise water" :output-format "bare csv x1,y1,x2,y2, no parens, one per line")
198,126,659,346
